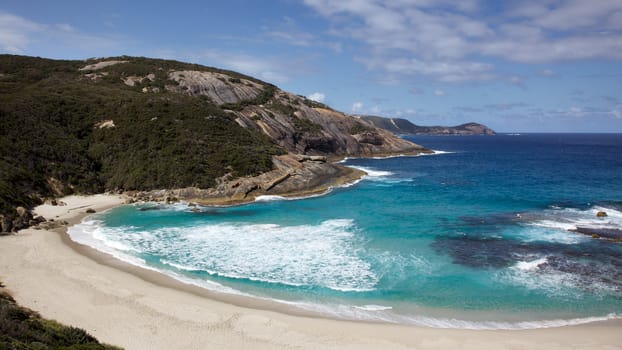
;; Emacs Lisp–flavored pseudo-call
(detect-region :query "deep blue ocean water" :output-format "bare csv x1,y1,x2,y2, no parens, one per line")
70,134,622,328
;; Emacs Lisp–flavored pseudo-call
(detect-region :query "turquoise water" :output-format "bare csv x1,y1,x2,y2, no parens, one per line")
70,134,622,328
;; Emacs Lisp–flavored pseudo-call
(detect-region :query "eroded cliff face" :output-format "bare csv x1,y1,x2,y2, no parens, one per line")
232,93,425,157
77,60,427,159
161,70,427,157
78,60,430,204
167,70,264,104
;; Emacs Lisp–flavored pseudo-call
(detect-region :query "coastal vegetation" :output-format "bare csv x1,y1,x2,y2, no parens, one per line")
0,281,121,349
0,55,283,221
0,54,426,229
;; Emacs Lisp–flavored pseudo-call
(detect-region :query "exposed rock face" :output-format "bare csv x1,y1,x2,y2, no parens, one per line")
123,73,155,86
74,59,429,159
94,120,115,129
79,60,128,71
3,55,435,232
360,115,496,136
167,70,264,105
0,206,45,233
233,95,428,157
129,154,366,205
76,58,431,205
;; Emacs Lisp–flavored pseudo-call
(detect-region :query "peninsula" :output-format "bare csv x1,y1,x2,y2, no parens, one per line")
359,115,496,135
0,54,428,229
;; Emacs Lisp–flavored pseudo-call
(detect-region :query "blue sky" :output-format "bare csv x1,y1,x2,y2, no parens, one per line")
1,0,622,132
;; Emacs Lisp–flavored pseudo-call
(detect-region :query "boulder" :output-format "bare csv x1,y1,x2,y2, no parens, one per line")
0,215,13,233
8,207,32,232
85,208,96,213
29,216,46,226
15,206,28,217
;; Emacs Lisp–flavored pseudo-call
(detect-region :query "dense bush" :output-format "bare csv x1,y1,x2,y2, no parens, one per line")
0,54,284,216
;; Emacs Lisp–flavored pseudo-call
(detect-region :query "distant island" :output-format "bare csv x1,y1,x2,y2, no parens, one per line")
0,55,430,231
358,115,496,136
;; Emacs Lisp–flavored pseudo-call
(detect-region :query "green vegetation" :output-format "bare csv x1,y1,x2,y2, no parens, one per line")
300,97,333,110
220,85,276,111
0,55,284,217
349,122,373,135
292,116,322,136
0,281,121,349
266,100,296,116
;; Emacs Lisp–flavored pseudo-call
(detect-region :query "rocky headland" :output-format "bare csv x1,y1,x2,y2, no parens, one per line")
359,115,496,135
0,55,429,230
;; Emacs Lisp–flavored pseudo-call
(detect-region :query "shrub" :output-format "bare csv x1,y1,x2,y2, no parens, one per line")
0,54,284,216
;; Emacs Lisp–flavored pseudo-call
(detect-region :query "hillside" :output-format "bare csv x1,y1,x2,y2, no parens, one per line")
0,55,428,227
359,115,496,135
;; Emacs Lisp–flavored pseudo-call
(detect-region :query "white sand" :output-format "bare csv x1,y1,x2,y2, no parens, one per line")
0,195,620,350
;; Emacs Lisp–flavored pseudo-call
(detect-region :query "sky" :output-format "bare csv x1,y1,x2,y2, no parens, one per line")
1,0,622,132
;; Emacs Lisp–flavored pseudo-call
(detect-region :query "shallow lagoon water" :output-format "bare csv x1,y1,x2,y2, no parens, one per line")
70,134,622,328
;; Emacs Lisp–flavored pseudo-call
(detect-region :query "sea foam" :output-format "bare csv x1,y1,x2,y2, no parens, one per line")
526,204,622,240
71,217,378,293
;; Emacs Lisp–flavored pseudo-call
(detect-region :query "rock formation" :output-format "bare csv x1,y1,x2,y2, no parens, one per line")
1,55,432,224
360,115,496,136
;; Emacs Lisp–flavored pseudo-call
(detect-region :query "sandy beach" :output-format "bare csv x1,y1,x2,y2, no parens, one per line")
0,194,620,350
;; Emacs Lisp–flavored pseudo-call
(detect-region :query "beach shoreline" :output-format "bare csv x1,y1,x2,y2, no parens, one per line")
1,194,621,349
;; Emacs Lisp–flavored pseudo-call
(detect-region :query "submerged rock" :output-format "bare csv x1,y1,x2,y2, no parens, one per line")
571,227,622,241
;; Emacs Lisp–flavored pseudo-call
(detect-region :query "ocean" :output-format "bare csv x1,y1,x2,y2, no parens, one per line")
69,133,622,329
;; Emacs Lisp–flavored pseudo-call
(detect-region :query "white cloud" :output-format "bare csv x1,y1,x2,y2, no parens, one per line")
303,0,622,82
307,92,326,103
56,23,75,32
200,49,291,84
0,12,44,53
364,57,494,82
508,75,525,88
524,0,622,31
541,69,555,77
352,102,363,112
434,89,445,96
266,30,314,47
0,11,125,57
263,16,343,53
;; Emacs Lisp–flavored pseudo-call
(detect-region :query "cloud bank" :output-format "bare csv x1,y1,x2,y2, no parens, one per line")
303,0,622,83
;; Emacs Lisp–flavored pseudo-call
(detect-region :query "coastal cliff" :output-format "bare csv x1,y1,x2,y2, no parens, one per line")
359,115,496,135
0,55,429,225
